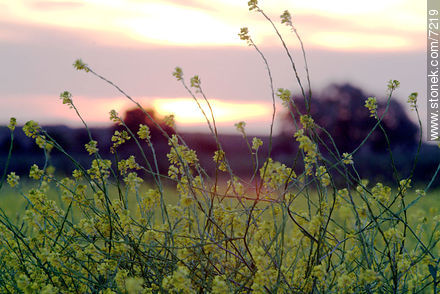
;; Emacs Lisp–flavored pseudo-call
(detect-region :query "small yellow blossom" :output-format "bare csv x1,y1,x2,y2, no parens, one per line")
280,10,292,26
238,27,251,45
29,164,44,180
342,152,353,165
60,91,73,108
407,92,418,110
140,189,160,211
276,88,291,106
36,135,54,152
111,130,130,153
294,129,318,175
164,115,175,128
22,120,41,138
109,109,121,124
137,124,151,141
190,75,201,89
387,79,400,91
118,155,141,176
173,67,183,81
248,0,258,11
72,169,83,180
124,172,143,192
73,59,89,72
384,227,403,243
399,178,411,196
371,182,391,203
8,117,16,131
315,166,330,187
300,115,314,129
234,121,246,136
213,150,227,171
415,189,426,197
365,97,378,118
87,159,112,180
356,179,369,193
180,194,193,207
252,137,263,151
7,172,19,187
85,140,99,155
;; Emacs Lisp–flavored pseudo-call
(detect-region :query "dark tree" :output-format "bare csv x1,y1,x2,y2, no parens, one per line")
118,108,174,140
279,83,418,153
113,107,176,178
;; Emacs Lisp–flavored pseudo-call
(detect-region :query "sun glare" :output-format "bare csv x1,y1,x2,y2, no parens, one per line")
152,98,272,125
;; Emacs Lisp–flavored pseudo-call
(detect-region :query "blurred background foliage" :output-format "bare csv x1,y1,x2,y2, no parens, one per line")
1,83,438,187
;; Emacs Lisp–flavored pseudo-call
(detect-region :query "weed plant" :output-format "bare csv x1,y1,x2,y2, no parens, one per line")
1,1,440,293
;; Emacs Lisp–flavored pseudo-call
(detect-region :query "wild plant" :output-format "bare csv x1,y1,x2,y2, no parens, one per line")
0,1,439,293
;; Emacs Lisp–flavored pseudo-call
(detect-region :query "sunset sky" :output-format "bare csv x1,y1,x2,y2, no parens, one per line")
0,0,426,134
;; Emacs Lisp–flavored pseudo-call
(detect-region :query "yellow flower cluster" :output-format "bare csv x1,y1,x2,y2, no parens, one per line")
234,121,246,137
118,155,141,176
251,137,263,151
8,117,16,131
137,124,151,141
167,135,198,168
294,129,318,175
315,165,330,187
387,79,400,91
213,150,227,172
364,97,378,118
22,120,41,138
238,27,252,46
109,109,121,124
248,0,258,11
407,92,418,110
280,10,292,26
342,152,353,165
85,139,99,155
111,130,131,153
87,158,112,180
300,114,314,129
60,91,73,108
260,158,296,190
371,182,391,203
35,135,54,152
73,58,90,72
172,67,183,81
124,172,143,192
7,172,19,187
276,88,291,106
190,75,201,89
29,164,44,180
164,114,175,128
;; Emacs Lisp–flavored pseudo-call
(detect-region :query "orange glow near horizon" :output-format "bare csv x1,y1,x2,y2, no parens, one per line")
0,95,274,128
152,98,272,125
0,0,424,51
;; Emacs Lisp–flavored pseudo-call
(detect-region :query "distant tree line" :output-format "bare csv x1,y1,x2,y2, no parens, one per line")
273,83,437,185
0,84,438,186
